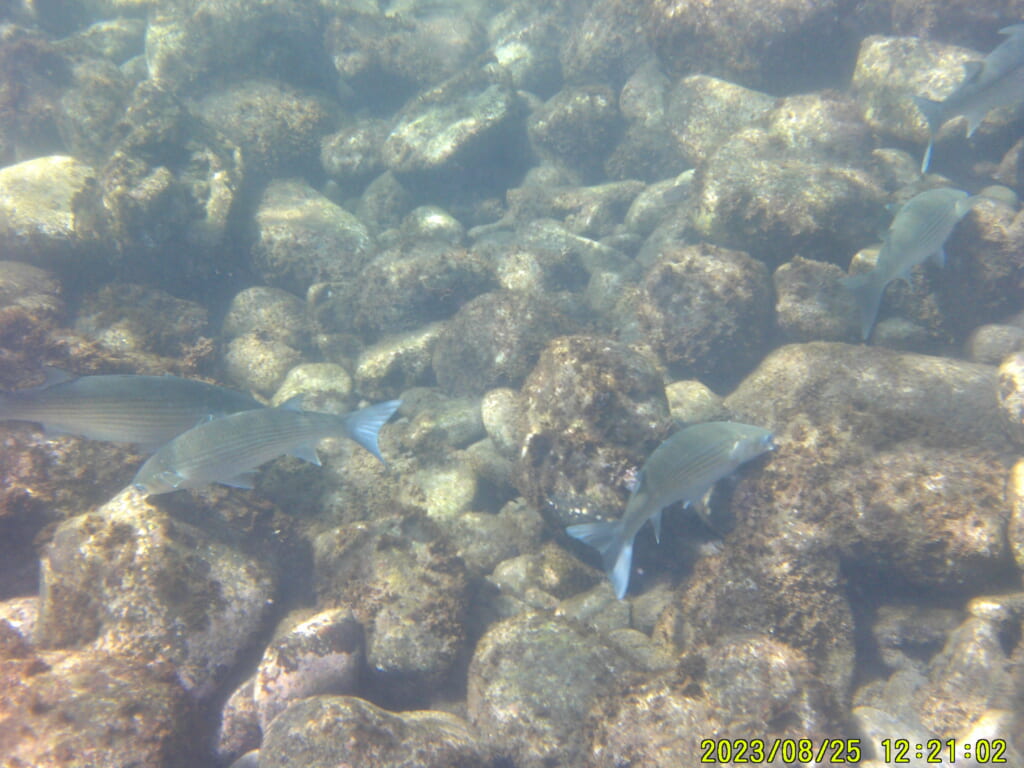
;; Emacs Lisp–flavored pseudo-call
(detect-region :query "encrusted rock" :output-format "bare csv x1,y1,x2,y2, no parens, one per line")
774,256,861,342
353,324,445,401
527,84,621,181
224,333,303,397
271,362,353,412
222,286,310,350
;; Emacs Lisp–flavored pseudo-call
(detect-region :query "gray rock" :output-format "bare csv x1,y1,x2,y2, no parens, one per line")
400,205,465,245
254,608,363,730
259,695,490,768
432,290,574,396
623,170,693,238
57,57,131,166
559,0,650,89
633,242,773,386
0,596,37,644
195,80,338,180
504,180,644,239
270,362,353,412
320,118,390,189
467,611,633,768
217,677,261,766
514,335,670,528
353,324,444,401
764,91,876,164
0,260,64,341
998,352,1024,447
400,390,485,451
224,333,304,397
665,74,774,167
872,605,961,674
223,286,310,349
527,85,621,181
355,171,413,233
489,542,603,602
486,3,564,97
313,513,469,708
54,18,146,63
0,155,108,275
773,256,860,342
691,128,888,267
972,324,1024,365
251,179,375,295
664,380,728,425
480,387,523,459
1009,459,1024,571
37,489,276,697
74,283,209,358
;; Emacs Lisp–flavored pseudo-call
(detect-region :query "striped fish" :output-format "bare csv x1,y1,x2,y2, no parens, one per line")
0,369,261,449
841,187,977,340
566,421,774,599
132,398,401,495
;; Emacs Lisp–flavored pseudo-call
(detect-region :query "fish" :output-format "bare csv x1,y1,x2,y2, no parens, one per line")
565,421,774,600
132,397,402,495
915,24,1024,172
841,187,977,341
0,368,262,449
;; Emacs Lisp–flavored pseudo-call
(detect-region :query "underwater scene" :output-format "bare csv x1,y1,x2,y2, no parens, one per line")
1,0,1024,766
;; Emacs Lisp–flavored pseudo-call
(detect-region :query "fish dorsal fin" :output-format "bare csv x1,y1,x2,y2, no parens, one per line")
40,366,75,388
279,394,305,411
962,60,983,81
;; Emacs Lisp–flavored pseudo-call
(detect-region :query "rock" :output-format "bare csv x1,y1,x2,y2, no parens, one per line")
443,500,544,579
254,608,363,731
195,80,338,180
400,391,485,451
37,489,276,697
382,72,526,197
217,677,262,767
467,611,633,768
0,32,70,164
691,128,887,267
871,605,961,674
432,290,574,396
486,4,564,97
0,597,37,643
774,256,860,342
355,171,413,233
222,286,310,349
270,362,354,413
74,283,209,358
0,635,200,767
646,0,848,92
353,324,445,401
527,84,621,181
400,205,465,245
514,335,671,528
322,243,495,342
559,0,650,89
665,74,774,166
664,379,728,424
0,155,107,276
320,117,389,190
634,242,773,386
0,261,64,373
313,513,469,708
224,333,304,397
1008,459,1024,570
251,179,375,295
481,387,524,459
489,542,602,602
145,0,323,89
57,57,132,166
1001,354,1024,447
504,180,644,239
623,171,693,238
53,18,146,63
259,695,490,768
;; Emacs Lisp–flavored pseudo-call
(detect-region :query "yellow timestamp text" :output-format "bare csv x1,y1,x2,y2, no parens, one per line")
699,738,863,764
880,738,1007,763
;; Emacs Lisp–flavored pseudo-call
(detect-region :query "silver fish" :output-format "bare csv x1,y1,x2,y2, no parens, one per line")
841,187,977,340
0,368,261,449
915,24,1024,172
566,421,774,600
132,398,401,495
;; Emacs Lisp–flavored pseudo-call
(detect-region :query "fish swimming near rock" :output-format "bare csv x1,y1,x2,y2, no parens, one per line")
132,397,402,495
0,368,262,449
841,187,977,341
566,421,774,600
915,24,1024,172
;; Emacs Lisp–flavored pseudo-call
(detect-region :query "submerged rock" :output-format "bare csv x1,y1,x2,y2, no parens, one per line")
773,256,860,342
222,286,310,350
527,84,621,181
467,611,633,768
37,489,276,697
259,695,491,768
251,179,375,296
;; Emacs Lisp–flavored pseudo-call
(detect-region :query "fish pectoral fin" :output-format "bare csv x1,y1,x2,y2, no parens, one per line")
651,510,663,543
290,442,322,466
159,469,186,489
218,471,258,489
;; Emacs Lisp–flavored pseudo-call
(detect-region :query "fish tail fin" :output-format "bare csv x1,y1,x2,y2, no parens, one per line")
840,271,885,341
913,95,943,172
566,520,632,599
343,399,401,465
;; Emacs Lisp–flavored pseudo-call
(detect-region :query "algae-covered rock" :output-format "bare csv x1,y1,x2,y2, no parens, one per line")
271,363,353,412
432,290,574,396
0,634,199,768
37,489,276,697
0,261,64,374
998,352,1024,447
514,335,671,528
320,117,389,190
251,179,375,296
467,611,633,768
967,324,1024,365
222,286,310,350
195,79,338,180
313,513,469,708
57,57,131,166
634,242,773,386
559,0,650,89
353,324,445,401
0,155,108,275
486,3,565,97
259,695,490,768
224,334,304,397
774,256,860,342
527,84,621,181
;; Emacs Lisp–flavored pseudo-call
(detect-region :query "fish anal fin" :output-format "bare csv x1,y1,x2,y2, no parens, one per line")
290,442,322,466
41,366,75,387
961,60,983,82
